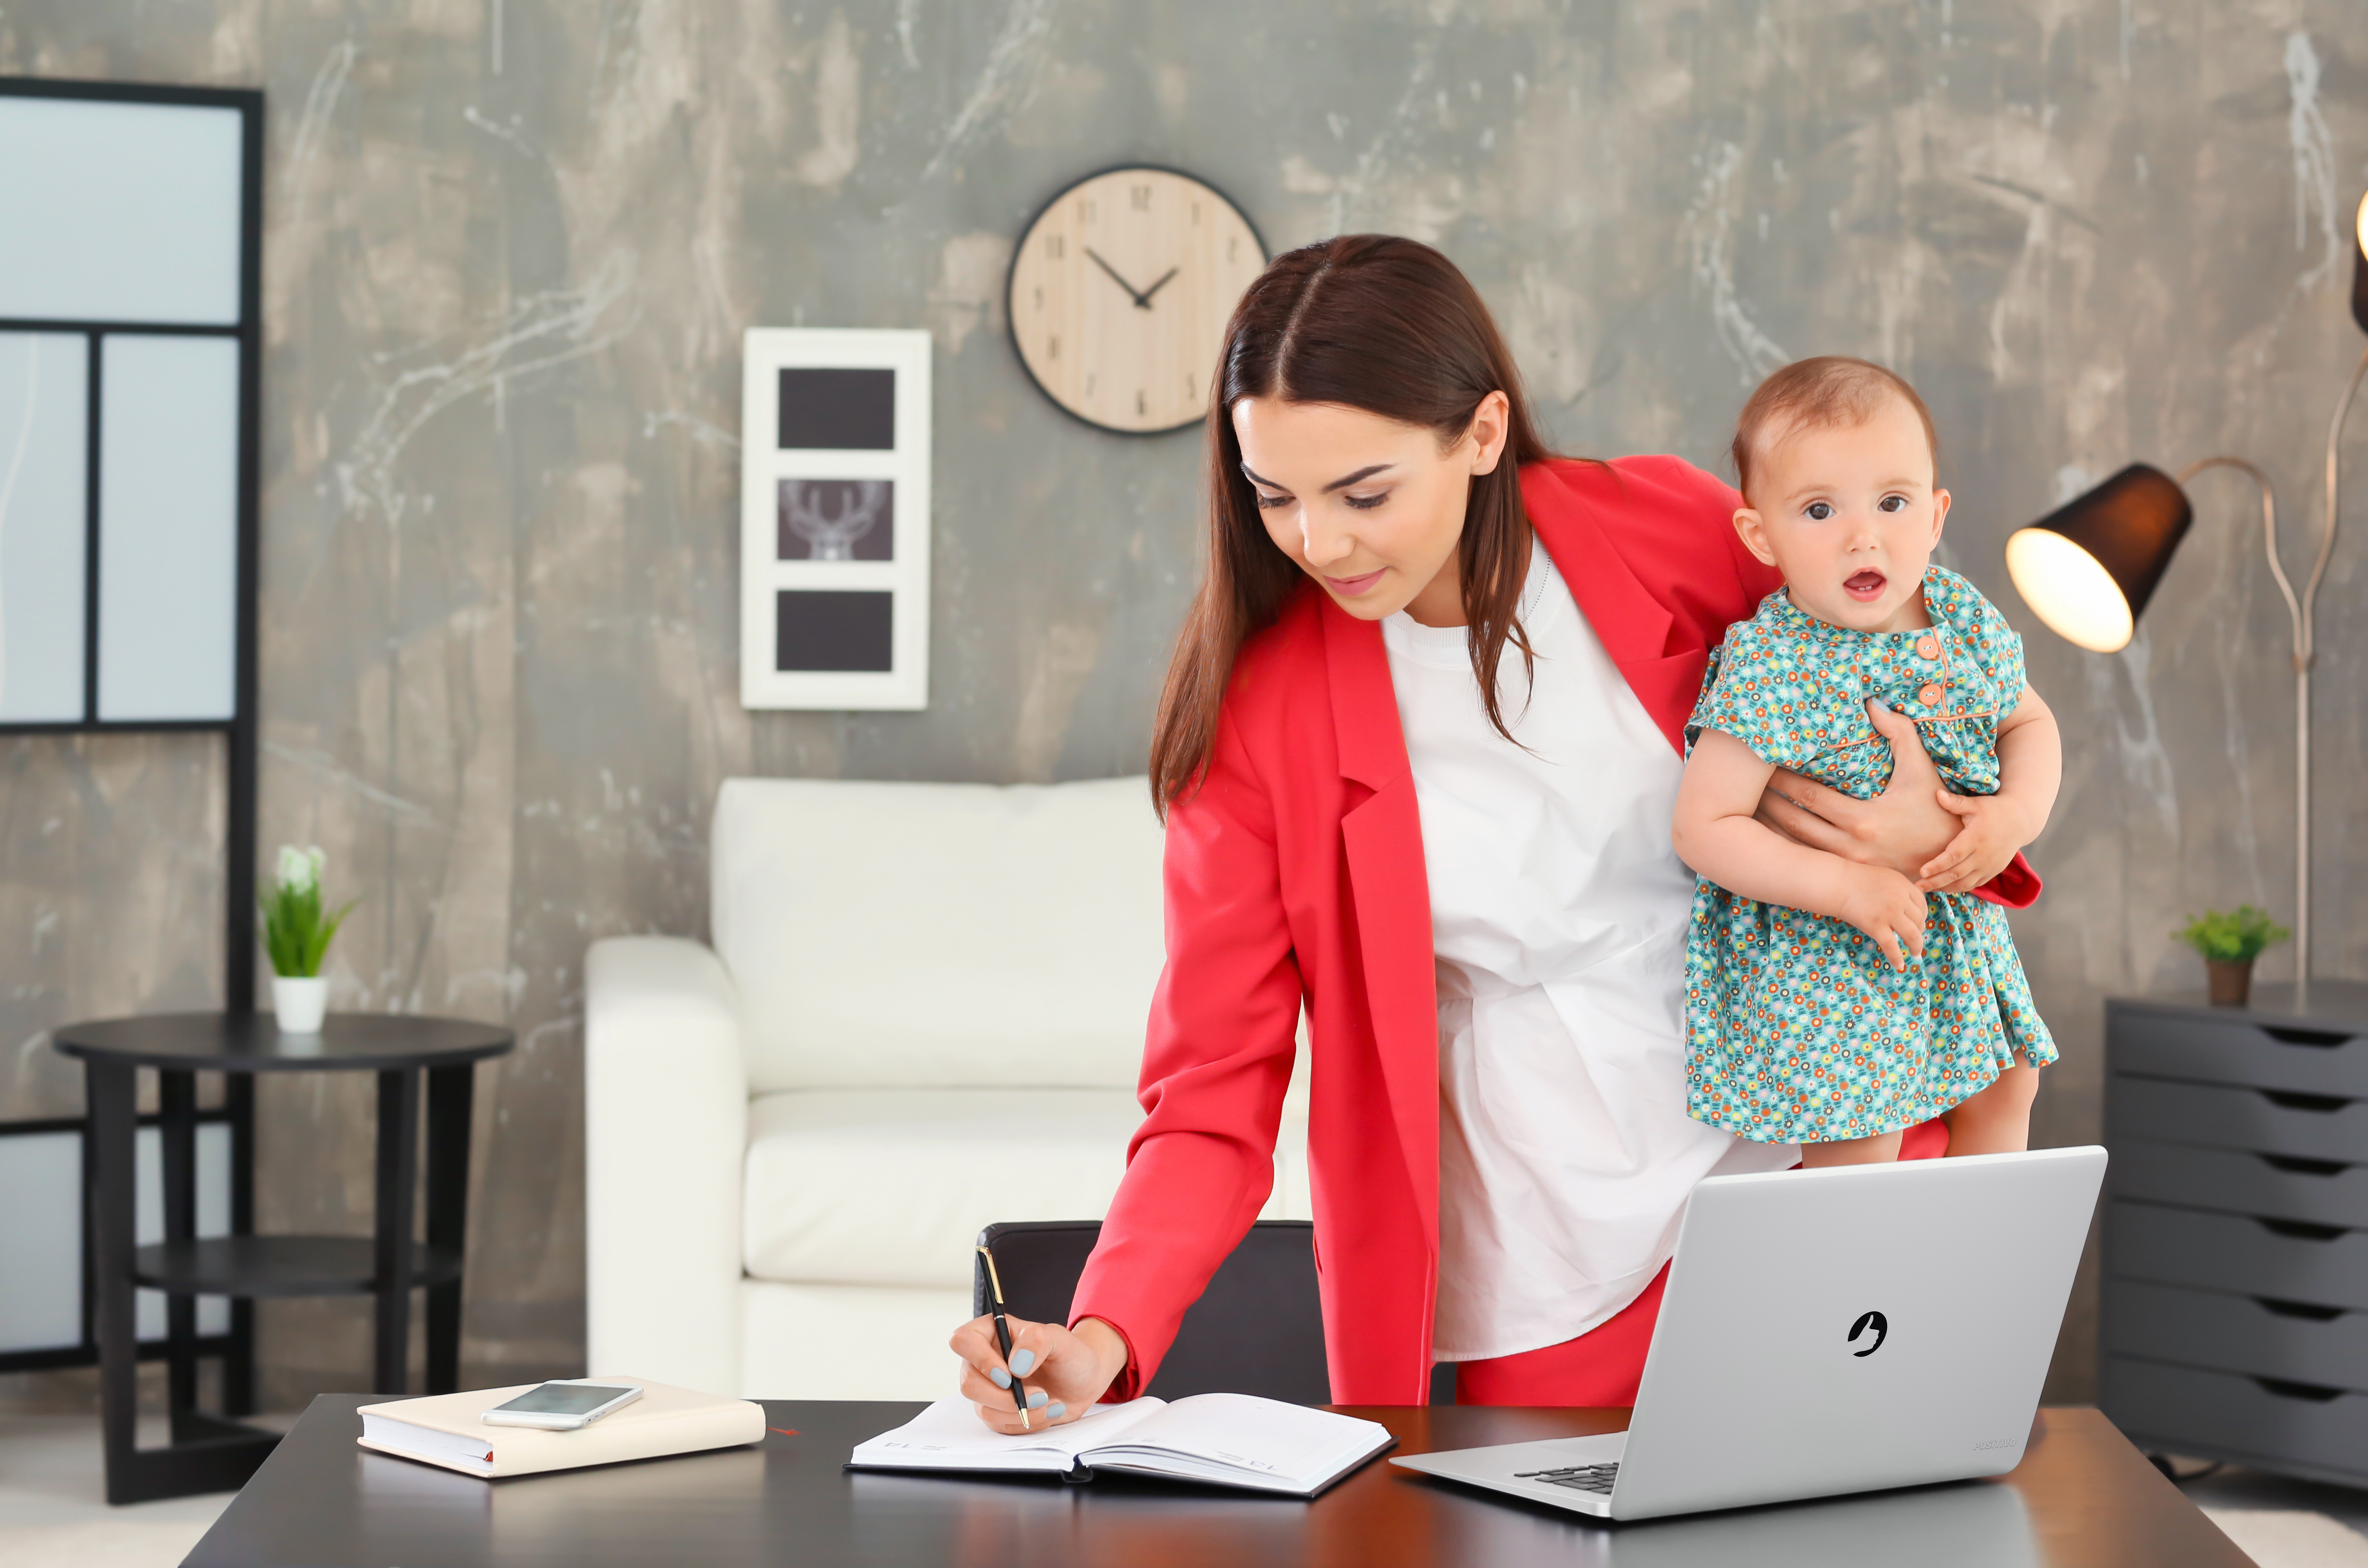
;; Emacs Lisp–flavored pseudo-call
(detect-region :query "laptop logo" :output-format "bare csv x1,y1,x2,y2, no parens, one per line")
1847,1310,1888,1357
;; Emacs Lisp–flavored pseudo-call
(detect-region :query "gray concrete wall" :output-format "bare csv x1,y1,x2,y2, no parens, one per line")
0,0,2361,1407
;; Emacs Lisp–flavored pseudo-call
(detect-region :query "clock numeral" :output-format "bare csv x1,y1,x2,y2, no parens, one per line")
1033,286,1044,312
1085,372,1096,395
1136,389,1148,416
1227,236,1238,263
1184,372,1196,399
1079,198,1096,224
1131,183,1152,211
1047,234,1064,260
1191,201,1201,225
1047,335,1060,361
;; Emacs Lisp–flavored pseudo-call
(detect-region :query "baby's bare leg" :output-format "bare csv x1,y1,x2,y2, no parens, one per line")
1799,1130,1904,1167
1942,1060,2040,1156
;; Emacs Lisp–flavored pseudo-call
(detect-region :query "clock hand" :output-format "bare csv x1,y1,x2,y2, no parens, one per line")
1084,247,1151,307
1135,267,1181,307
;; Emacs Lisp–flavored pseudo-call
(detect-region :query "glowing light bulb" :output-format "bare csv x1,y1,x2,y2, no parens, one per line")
2005,528,2134,653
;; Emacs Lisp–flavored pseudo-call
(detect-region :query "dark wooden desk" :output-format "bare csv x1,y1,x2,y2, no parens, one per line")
184,1397,2245,1567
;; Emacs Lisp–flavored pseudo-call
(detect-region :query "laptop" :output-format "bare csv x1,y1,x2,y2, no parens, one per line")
1392,1145,2106,1521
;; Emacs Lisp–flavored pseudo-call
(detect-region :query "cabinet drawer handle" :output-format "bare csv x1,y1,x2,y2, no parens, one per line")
2254,1376,2346,1402
2255,1297,2347,1321
2263,1025,2355,1049
2260,1153,2351,1177
2260,1091,2353,1113
2257,1218,2348,1241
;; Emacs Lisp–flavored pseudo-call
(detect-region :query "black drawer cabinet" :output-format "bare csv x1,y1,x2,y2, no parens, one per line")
2104,983,2368,1488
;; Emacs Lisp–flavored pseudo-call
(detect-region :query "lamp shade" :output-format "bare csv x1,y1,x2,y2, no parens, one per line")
2004,463,2192,653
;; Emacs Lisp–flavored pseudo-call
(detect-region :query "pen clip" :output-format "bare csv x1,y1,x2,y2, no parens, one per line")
976,1244,1007,1308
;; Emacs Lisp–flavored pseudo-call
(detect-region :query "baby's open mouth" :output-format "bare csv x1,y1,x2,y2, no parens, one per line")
1843,569,1888,602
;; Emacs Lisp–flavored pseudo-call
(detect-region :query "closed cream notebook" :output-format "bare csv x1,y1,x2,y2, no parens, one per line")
357,1377,765,1478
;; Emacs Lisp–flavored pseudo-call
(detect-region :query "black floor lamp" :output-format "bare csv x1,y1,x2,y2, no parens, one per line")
2004,192,2368,991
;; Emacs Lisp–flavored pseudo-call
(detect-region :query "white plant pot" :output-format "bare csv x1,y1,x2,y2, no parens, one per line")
272,976,329,1034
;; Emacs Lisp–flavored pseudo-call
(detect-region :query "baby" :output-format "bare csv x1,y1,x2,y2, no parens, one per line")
1671,357,2062,1165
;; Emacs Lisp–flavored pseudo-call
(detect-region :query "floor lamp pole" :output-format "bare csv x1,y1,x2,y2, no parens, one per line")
2204,343,2368,996
2305,343,2368,992
2177,458,2303,981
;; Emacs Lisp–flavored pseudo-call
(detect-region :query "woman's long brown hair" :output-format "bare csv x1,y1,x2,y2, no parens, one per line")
1149,234,1557,815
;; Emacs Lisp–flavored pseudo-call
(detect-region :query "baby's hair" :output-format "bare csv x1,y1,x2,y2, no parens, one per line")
1731,356,1939,499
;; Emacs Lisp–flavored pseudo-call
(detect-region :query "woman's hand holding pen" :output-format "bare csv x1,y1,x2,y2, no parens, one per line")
950,1314,1129,1434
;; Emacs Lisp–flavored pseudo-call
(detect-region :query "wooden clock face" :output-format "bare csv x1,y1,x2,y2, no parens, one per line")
1008,167,1267,435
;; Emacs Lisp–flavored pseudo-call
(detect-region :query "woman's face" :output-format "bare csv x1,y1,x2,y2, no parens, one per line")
1232,391,1509,626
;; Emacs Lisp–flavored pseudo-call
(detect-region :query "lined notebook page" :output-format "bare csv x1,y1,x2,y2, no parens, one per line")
1094,1394,1389,1487
851,1397,1166,1469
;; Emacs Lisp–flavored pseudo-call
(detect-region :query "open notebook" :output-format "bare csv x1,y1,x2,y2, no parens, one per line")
849,1395,1394,1497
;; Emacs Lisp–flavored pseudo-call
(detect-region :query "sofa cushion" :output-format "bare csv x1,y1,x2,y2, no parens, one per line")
712,776,1164,1092
743,1088,1144,1289
740,1280,973,1400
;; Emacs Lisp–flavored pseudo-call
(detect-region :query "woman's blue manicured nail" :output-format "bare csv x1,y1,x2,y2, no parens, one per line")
989,1366,1010,1389
1045,1403,1067,1420
1010,1348,1037,1376
1027,1388,1047,1409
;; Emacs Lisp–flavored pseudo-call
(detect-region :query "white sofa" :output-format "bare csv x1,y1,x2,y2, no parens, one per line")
584,775,1309,1400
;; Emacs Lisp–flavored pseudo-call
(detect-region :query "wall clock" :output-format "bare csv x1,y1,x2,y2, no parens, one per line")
1008,166,1267,435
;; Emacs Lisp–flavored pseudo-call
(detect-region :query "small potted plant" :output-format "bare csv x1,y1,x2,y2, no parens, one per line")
2172,906,2291,1008
261,845,354,1034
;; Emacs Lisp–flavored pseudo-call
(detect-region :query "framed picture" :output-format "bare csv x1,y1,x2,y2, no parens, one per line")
739,328,931,709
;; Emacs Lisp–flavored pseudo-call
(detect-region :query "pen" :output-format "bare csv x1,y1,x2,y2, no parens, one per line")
976,1244,1031,1431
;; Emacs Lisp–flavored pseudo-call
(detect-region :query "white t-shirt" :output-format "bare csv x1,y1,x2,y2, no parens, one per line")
1382,543,1797,1362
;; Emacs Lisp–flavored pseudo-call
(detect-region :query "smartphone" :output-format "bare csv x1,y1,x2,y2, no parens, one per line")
480,1380,643,1430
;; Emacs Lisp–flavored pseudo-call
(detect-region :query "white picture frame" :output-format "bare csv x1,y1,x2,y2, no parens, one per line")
739,327,931,710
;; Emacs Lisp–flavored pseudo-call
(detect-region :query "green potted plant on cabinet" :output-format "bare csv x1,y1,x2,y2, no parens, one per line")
2173,906,2291,1008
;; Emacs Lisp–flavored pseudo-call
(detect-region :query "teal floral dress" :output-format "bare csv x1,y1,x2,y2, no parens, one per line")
1682,566,2056,1145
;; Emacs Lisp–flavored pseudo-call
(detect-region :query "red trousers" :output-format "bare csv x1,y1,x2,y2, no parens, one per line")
1452,1118,1951,1406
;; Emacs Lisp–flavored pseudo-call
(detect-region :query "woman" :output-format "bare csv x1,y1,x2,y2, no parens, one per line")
951,236,2038,1426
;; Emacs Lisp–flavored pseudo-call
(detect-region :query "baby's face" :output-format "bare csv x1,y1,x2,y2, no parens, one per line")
1733,398,1951,633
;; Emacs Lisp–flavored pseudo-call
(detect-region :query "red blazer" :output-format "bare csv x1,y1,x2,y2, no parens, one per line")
1071,455,2040,1403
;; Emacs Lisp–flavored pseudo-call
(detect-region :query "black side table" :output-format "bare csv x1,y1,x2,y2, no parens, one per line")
53,1013,513,1504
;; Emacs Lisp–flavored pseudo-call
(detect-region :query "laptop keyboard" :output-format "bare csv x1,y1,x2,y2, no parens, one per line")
1514,1462,1619,1495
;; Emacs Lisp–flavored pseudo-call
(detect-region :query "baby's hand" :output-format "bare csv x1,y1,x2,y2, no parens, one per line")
1838,865,1928,972
1917,792,2032,894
